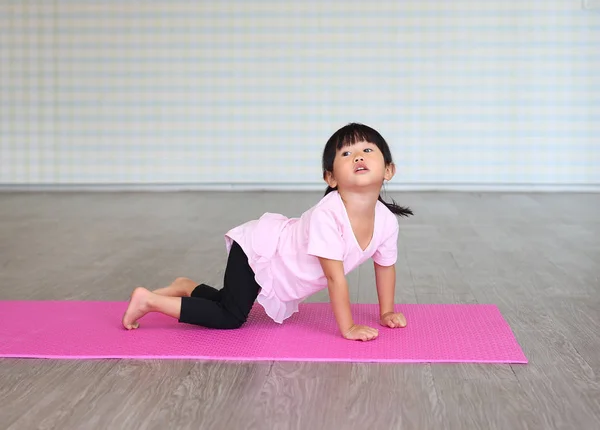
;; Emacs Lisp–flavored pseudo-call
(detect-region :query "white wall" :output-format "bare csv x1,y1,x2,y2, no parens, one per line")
1,1,599,190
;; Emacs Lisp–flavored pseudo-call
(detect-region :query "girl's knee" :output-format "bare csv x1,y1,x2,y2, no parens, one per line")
223,314,245,329
228,320,245,329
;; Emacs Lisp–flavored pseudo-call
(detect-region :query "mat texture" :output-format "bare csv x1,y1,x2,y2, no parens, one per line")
0,301,527,363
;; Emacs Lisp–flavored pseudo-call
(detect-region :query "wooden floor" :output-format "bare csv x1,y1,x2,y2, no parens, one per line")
0,191,599,430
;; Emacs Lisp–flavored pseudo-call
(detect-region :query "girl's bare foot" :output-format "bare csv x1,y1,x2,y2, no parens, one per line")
122,287,154,329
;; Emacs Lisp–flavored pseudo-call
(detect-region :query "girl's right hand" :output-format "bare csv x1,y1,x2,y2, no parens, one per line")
343,324,379,341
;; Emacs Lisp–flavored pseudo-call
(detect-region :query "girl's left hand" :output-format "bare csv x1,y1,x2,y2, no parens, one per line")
380,312,407,328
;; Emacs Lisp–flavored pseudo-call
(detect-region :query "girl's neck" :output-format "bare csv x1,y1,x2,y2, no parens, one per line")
337,189,378,218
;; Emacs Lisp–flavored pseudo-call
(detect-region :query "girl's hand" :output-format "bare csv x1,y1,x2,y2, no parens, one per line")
343,324,379,341
380,312,407,328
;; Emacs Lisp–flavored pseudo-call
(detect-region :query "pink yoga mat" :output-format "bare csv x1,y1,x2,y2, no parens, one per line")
0,301,527,363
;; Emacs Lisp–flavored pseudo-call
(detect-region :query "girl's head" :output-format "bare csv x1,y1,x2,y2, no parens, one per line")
322,123,413,217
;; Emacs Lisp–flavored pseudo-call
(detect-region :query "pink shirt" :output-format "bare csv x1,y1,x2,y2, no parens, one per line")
224,190,399,324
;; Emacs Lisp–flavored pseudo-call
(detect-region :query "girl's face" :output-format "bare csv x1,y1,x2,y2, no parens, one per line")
325,140,395,191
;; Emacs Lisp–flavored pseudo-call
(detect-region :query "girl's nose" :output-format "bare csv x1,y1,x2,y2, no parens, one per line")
354,155,364,162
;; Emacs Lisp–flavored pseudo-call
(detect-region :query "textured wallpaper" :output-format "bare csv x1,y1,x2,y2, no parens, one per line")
1,1,598,188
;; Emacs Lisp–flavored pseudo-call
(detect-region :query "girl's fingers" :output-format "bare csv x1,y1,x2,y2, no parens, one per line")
351,326,379,341
393,314,407,327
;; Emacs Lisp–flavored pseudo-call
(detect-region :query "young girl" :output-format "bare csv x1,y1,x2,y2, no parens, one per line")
123,123,413,342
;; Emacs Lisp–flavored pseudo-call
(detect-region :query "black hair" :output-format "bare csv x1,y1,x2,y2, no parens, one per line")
322,122,413,218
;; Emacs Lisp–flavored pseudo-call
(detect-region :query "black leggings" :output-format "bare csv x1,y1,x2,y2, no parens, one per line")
179,241,261,329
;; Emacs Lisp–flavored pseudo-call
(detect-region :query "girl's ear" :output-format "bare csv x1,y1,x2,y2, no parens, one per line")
324,171,338,188
384,163,396,181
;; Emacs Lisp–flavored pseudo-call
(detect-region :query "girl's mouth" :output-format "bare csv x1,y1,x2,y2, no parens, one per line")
354,162,369,173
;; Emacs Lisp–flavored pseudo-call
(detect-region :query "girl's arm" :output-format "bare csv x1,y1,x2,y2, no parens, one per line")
318,257,354,335
374,262,396,317
374,262,407,328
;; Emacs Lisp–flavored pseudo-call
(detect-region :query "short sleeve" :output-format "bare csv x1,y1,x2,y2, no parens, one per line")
307,208,345,261
372,217,399,266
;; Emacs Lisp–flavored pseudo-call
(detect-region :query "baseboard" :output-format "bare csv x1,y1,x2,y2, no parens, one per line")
1,183,599,193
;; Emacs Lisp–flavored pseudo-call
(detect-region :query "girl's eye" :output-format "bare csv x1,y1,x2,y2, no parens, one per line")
364,148,373,153
342,151,351,157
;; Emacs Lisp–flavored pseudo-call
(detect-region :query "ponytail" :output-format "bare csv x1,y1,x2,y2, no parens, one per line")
377,195,413,217
324,186,413,218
